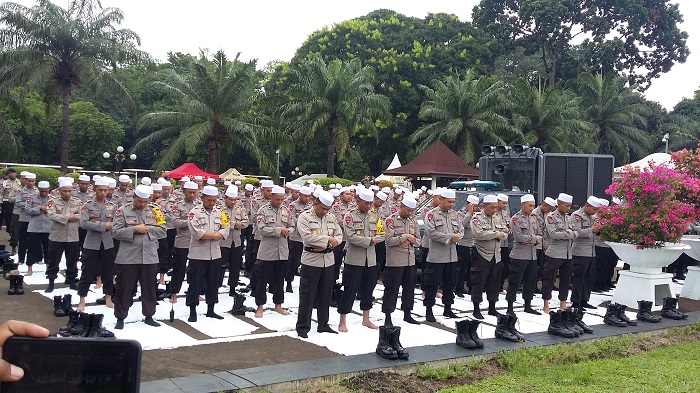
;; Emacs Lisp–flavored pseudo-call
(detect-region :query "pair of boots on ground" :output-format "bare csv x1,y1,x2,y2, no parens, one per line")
58,311,115,339
495,313,527,342
229,291,256,315
1,260,18,280
548,308,594,338
455,319,484,349
7,274,24,295
376,325,408,360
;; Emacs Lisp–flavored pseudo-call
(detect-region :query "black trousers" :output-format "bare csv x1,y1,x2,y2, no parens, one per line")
419,247,429,289
169,247,189,295
2,202,14,235
156,238,169,274
286,239,303,283
332,241,346,281
542,256,573,301
221,246,242,288
499,246,510,290
296,264,334,334
254,259,287,306
78,245,115,297
26,232,49,266
381,265,416,313
249,239,260,289
9,214,19,246
186,259,221,307
571,255,596,305
242,227,254,273
78,228,87,250
423,261,457,307
470,254,502,304
594,246,611,289
606,249,619,284
506,258,538,302
536,249,545,279
375,241,387,277
46,241,79,282
456,245,473,292
17,221,29,263
113,263,158,320
338,264,377,314
166,228,176,268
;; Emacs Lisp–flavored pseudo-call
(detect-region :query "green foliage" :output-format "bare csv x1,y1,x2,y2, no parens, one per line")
7,166,62,189
315,177,352,190
68,102,125,170
64,172,81,183
340,150,371,181
418,363,470,381
242,177,260,187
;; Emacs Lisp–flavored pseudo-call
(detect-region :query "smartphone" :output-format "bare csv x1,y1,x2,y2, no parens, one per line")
1,336,142,393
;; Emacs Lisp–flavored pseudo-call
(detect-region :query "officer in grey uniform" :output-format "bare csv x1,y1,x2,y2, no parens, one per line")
241,183,255,277
254,185,294,318
382,196,420,326
571,196,601,309
2,168,21,254
532,197,557,290
16,172,38,265
25,181,52,276
45,179,83,293
418,191,442,275
542,193,577,313
249,180,273,293
74,174,94,249
167,181,199,303
331,187,354,281
220,185,248,292
507,194,542,316
496,193,512,291
456,194,480,297
113,185,166,329
285,186,313,293
113,175,134,207
77,178,117,311
593,198,613,292
295,191,343,338
372,190,389,280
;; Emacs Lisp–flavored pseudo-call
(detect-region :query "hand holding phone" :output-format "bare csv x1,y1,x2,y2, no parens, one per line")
0,320,49,382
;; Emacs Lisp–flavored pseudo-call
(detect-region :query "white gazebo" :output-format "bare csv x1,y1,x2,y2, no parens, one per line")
614,153,672,176
376,154,404,183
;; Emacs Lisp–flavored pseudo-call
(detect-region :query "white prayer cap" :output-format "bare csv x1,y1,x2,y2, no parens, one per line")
25,172,36,179
118,175,130,183
376,191,388,201
58,180,72,188
358,188,374,202
393,184,400,188
441,189,456,199
557,193,573,203
586,196,601,207
417,189,423,195
402,197,417,209
151,183,162,191
312,189,320,198
19,171,28,177
37,181,50,189
245,184,254,191
159,179,171,187
521,194,535,203
202,185,218,196
421,186,427,191
300,186,313,196
207,178,216,185
57,177,66,182
134,185,152,198
234,180,241,185
108,179,117,188
271,185,285,194
261,179,274,188
157,177,165,183
467,195,480,205
307,180,314,185
66,177,74,183
497,193,509,202
194,175,203,180
381,187,391,194
141,177,152,186
94,178,109,187
91,175,101,182
613,197,623,205
395,188,404,195
427,189,433,196
370,185,379,191
290,184,301,191
340,186,351,193
483,195,498,203
544,197,557,207
180,176,190,183
599,198,610,207
336,183,343,189
315,184,323,190
183,182,198,190
225,185,239,198
224,180,231,186
318,191,334,207
329,189,341,197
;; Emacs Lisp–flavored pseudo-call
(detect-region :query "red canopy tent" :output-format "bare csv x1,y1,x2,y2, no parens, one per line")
165,163,219,180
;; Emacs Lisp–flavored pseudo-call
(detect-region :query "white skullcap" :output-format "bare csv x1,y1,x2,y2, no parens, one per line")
521,194,535,203
417,189,423,195
271,185,285,194
202,185,218,196
370,185,379,191
427,189,433,196
329,189,340,197
25,172,36,179
141,177,152,186
183,182,198,190
91,175,101,181
245,184,254,191
207,178,216,185
108,178,117,188
300,186,313,195
497,193,509,202
612,197,623,205
483,195,498,203
66,177,74,183
224,180,231,186
544,197,557,207
94,178,109,187
157,177,165,183
467,195,480,205
586,196,601,207
315,184,323,190
307,180,314,185
261,179,274,188
180,176,190,182
37,181,50,189
402,197,417,209
599,198,610,207
234,180,241,185
225,185,239,198
158,178,170,186
441,189,456,199
381,187,391,194
312,189,320,198
557,193,573,203
194,175,203,180
421,186,427,191
118,175,130,182
358,188,374,202
290,184,301,191
318,191,334,207
58,180,72,188
376,191,388,201
395,188,404,195
340,186,350,193
393,184,400,188
19,171,28,176
134,185,152,198
57,177,66,182
151,183,162,191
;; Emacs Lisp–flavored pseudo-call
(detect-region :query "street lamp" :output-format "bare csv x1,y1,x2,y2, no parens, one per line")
662,133,669,153
276,149,280,176
103,145,137,173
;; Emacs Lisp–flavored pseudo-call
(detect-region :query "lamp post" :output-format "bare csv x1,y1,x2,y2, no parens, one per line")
662,133,669,154
276,149,280,177
103,146,137,174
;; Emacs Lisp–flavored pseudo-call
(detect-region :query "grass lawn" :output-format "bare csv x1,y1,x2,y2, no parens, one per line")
441,340,700,393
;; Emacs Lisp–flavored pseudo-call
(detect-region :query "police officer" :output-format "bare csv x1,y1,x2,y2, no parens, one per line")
331,187,354,281
542,193,576,313
496,193,511,292
532,197,557,292
241,183,255,278
45,179,82,293
113,185,166,329
25,181,52,276
285,185,313,293
3,168,22,255
507,194,542,316
220,185,248,292
295,191,343,338
382,196,420,326
418,190,442,277
16,172,38,265
76,178,117,311
168,181,199,303
571,196,601,309
456,194,480,298
113,175,134,207
159,178,177,282
593,198,613,292
249,180,274,293
254,185,294,318
372,191,389,281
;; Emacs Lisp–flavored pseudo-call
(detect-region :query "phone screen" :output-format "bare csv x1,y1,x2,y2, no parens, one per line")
1,337,142,393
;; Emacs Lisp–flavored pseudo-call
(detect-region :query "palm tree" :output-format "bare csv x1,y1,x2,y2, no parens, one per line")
279,56,390,177
0,0,146,172
410,69,516,166
134,51,279,174
510,79,595,153
576,73,651,164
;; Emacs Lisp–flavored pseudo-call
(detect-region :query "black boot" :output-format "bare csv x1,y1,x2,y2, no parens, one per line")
661,297,688,320
86,314,104,338
206,303,224,320
115,319,124,330
330,283,342,308
53,295,67,317
68,313,91,336
524,300,541,315
506,314,525,341
468,320,484,348
603,303,627,327
144,316,161,327
637,300,661,323
506,302,515,316
14,275,24,295
231,293,247,315
403,310,419,324
285,281,293,293
472,302,483,320
488,301,498,317
61,294,73,314
376,326,398,359
384,313,393,327
59,310,80,334
443,304,458,318
495,314,519,342
616,304,637,326
564,309,583,336
7,275,16,295
548,310,576,338
45,278,55,293
188,305,197,322
388,326,409,359
574,308,593,333
425,307,436,322
455,320,476,349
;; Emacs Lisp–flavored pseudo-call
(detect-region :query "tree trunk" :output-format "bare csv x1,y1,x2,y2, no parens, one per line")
326,126,336,178
205,139,219,174
60,86,72,174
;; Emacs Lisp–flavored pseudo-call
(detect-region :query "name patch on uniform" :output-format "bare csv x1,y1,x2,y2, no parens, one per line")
427,213,434,221
512,217,518,225
547,216,554,224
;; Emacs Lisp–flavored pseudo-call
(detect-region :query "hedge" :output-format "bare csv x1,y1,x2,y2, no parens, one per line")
315,177,352,190
377,180,393,189
3,166,63,189
242,177,260,187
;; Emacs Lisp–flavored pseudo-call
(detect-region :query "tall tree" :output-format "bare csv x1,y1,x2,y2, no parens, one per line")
0,0,146,172
134,50,279,174
410,69,516,166
279,56,390,177
473,0,689,89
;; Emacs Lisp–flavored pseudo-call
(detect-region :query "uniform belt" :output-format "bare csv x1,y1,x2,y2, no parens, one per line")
304,246,333,254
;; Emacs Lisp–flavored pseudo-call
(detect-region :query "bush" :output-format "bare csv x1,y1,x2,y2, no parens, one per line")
377,179,393,189
242,177,260,187
315,177,352,190
4,166,63,189
65,172,81,182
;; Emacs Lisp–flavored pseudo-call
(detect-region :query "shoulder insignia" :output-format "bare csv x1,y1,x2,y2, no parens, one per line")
333,205,339,212
472,218,479,226
345,215,352,225
427,213,434,221
115,209,121,216
47,200,53,208
188,212,195,221
547,216,554,224
512,216,518,225
385,218,392,227
80,205,86,214
573,214,581,222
